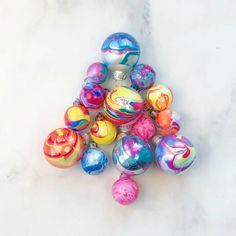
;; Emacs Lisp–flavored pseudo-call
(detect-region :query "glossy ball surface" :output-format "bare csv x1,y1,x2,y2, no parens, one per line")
131,114,156,142
155,135,196,175
147,84,173,111
101,32,140,79
155,109,180,136
43,128,84,168
112,135,153,176
104,86,144,125
90,120,117,145
80,83,106,109
86,62,108,84
112,177,139,205
64,105,90,131
81,148,108,175
130,64,156,90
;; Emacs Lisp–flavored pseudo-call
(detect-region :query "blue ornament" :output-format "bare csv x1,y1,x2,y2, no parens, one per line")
101,32,140,81
81,147,108,175
112,135,153,176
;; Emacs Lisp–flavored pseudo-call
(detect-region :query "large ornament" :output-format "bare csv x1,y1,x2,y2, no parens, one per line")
85,62,108,84
64,105,91,131
112,176,139,205
104,86,144,126
129,64,156,90
112,135,153,176
90,120,117,145
43,128,84,168
80,83,106,109
81,146,108,175
147,84,173,112
155,134,196,175
155,109,180,136
101,32,140,80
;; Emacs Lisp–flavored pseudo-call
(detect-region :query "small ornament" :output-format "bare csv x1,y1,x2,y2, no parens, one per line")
104,86,144,125
43,128,84,168
90,120,117,145
81,143,108,175
85,62,108,84
80,83,106,109
155,134,196,175
101,32,140,80
130,64,156,91
112,135,153,176
155,109,180,136
112,176,139,205
131,114,156,142
64,105,91,131
147,84,173,112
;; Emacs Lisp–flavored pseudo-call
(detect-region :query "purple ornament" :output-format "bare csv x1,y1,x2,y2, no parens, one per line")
85,62,108,84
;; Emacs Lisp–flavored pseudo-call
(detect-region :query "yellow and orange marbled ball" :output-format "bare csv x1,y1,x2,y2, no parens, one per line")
146,84,173,112
43,128,84,168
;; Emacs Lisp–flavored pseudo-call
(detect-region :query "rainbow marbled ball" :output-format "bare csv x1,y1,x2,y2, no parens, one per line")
85,62,108,84
155,134,196,174
104,86,144,125
112,135,153,176
147,84,173,111
80,83,106,109
112,177,139,205
64,105,90,131
43,128,84,168
130,64,156,90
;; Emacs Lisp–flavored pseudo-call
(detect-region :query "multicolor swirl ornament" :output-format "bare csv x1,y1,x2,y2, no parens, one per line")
130,64,156,91
155,109,180,136
101,32,140,80
112,135,153,176
80,83,106,109
43,128,84,168
81,145,108,175
85,62,108,84
147,84,173,112
64,105,91,131
112,176,139,205
155,135,196,175
104,86,144,125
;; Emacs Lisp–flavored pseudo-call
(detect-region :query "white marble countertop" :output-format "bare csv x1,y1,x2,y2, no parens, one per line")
0,0,235,235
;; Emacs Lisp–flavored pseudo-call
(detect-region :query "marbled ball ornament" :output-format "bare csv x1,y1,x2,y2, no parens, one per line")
101,32,140,80
112,135,153,176
43,128,84,168
155,134,196,175
130,64,156,90
80,83,106,109
85,62,108,84
112,176,139,205
81,147,108,175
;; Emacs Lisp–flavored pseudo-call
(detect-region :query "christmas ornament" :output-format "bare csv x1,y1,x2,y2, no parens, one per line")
85,62,108,84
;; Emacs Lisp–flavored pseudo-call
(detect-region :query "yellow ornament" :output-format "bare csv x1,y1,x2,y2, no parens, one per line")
90,120,117,145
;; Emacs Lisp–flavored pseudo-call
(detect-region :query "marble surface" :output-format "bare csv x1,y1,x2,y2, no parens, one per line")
0,0,236,235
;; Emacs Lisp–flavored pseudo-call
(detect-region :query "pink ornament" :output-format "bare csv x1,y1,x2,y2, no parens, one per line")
112,177,139,205
131,114,156,142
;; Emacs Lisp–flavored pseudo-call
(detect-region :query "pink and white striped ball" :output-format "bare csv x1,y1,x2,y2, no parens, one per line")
112,177,139,205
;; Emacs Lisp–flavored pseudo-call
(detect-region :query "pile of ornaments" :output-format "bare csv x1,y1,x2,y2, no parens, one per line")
43,32,196,205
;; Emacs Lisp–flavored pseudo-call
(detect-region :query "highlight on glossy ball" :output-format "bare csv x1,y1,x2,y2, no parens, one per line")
131,114,156,142
147,84,173,111
155,109,180,136
112,176,139,205
80,83,106,109
85,62,108,84
90,120,117,145
43,128,84,168
104,86,144,125
155,134,196,175
64,105,91,131
112,135,153,176
81,147,108,175
101,32,140,80
130,64,156,90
